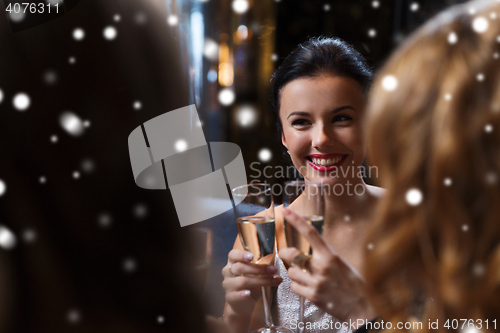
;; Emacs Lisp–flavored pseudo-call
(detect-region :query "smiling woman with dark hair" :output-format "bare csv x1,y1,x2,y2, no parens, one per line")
222,36,383,333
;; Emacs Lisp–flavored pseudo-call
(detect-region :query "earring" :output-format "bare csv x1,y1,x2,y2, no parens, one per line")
287,150,290,155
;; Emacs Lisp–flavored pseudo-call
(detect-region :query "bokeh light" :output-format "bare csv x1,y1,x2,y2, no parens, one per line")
13,93,30,111
405,188,423,206
218,88,235,106
73,28,85,41
232,0,249,14
0,226,17,250
258,148,272,162
381,75,398,91
174,139,188,152
103,26,118,40
60,111,85,136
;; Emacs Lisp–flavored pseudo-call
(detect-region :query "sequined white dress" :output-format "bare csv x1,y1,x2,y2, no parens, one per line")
273,254,352,333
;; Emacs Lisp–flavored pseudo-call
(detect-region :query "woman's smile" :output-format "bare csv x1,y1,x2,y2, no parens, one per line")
306,153,348,171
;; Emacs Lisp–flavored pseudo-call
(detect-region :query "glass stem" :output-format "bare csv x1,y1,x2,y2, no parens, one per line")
298,296,305,333
261,286,274,328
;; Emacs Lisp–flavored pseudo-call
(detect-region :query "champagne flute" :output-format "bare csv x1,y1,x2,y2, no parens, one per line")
232,183,292,333
282,181,325,333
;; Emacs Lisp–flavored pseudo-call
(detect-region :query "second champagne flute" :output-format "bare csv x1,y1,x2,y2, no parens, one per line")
232,183,292,333
282,180,325,333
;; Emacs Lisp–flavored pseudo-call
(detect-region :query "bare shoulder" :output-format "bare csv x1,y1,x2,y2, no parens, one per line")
365,184,386,198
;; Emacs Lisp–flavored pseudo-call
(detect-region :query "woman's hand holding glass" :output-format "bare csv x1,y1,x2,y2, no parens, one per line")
222,249,282,318
279,208,377,324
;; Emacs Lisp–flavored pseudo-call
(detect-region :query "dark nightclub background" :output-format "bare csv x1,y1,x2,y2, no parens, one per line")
0,0,468,331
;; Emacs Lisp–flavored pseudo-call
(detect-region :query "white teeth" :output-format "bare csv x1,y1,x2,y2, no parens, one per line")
311,156,344,167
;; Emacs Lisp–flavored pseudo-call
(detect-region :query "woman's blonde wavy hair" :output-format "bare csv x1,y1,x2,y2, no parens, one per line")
365,1,500,331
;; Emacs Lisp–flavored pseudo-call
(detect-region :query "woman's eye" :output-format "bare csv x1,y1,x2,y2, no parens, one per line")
291,119,311,126
333,115,353,123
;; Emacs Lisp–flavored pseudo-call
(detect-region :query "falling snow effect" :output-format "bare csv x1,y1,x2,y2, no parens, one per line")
444,93,452,101
258,148,272,162
472,16,489,33
133,203,148,219
13,93,31,111
368,28,377,38
50,135,58,143
73,171,80,179
405,188,423,206
98,213,112,228
367,243,374,250
167,15,178,26
0,89,3,104
80,159,96,173
218,88,235,106
113,14,121,22
73,28,85,41
443,177,452,187
39,176,47,184
323,4,331,12
381,75,398,91
203,39,219,61
0,180,5,197
0,226,17,250
69,57,76,64
103,26,118,40
410,2,419,12
67,309,81,324
133,101,142,110
344,215,351,222
135,12,147,24
484,124,493,133
22,228,37,243
237,105,257,127
232,0,249,14
174,139,188,152
60,112,85,137
157,316,165,324
448,32,458,44
372,1,380,9
123,258,138,273
43,70,58,85
462,224,469,232
9,10,25,22
271,53,279,61
485,172,498,185
477,73,485,81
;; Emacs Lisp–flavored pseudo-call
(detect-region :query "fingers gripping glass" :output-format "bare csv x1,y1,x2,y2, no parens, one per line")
232,184,292,333
283,181,325,333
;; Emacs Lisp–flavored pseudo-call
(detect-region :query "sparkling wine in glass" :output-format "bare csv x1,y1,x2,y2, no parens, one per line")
232,183,292,333
282,181,325,333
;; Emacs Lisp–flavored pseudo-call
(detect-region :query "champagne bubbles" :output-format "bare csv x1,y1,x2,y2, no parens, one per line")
174,139,188,152
69,56,76,65
368,28,377,38
203,39,219,61
218,88,235,106
67,309,82,324
73,28,85,41
472,16,489,33
448,32,458,44
50,135,58,143
123,257,137,273
22,228,37,243
60,111,85,136
167,15,178,26
133,100,142,110
477,73,485,81
444,93,452,101
462,224,469,232
0,226,17,250
13,93,31,111
103,26,118,40
133,203,149,219
0,89,3,104
39,176,47,184
258,148,272,162
381,75,398,91
372,1,380,8
484,124,493,133
98,213,112,228
72,171,80,179
443,177,452,187
0,179,6,197
405,188,423,206
410,2,419,12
